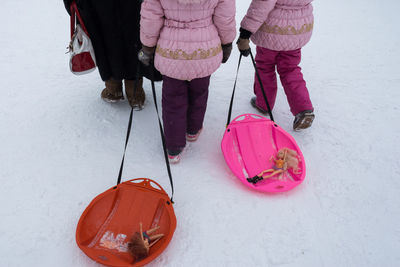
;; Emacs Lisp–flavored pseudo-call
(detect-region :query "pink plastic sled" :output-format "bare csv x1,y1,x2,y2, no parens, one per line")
221,114,306,193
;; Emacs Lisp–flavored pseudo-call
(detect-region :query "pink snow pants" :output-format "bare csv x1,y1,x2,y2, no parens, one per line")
254,46,313,116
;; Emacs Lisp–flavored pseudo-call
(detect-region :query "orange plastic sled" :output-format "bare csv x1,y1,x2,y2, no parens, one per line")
76,178,177,267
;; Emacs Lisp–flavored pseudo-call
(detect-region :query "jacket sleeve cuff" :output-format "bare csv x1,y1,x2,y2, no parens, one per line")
239,28,252,39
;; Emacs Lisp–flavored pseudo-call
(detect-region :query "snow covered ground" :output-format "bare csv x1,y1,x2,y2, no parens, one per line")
1,0,399,266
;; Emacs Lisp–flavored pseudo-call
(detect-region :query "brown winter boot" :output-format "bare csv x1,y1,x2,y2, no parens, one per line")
101,79,124,102
125,79,145,110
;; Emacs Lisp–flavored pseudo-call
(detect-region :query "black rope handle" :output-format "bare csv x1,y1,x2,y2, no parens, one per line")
226,54,242,126
226,50,275,126
116,65,174,203
117,68,142,186
249,50,274,121
149,67,175,204
116,107,134,186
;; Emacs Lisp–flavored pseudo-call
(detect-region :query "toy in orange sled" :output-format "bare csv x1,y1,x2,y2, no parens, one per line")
76,178,176,267
128,222,165,261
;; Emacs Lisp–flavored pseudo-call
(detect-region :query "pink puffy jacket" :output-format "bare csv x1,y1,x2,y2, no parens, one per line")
241,0,313,51
140,0,236,81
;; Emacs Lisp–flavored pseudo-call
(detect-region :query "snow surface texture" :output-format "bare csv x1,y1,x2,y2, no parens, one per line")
1,0,399,266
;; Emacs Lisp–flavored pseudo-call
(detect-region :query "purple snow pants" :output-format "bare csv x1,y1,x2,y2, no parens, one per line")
254,47,313,116
162,75,210,152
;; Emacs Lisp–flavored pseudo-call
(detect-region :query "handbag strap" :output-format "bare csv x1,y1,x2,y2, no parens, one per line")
116,66,175,203
226,51,274,126
70,0,90,38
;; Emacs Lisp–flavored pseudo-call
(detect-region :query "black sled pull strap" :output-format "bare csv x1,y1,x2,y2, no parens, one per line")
116,70,142,186
116,65,174,203
149,68,175,204
226,51,275,126
249,50,274,122
117,107,134,186
226,54,242,126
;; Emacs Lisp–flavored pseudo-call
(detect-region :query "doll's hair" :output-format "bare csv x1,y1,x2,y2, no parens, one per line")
279,148,300,173
128,232,149,261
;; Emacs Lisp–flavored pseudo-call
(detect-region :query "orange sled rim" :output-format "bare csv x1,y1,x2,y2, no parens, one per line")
76,178,176,267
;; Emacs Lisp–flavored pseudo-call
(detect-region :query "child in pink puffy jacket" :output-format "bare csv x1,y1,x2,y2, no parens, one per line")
237,0,315,131
139,0,236,163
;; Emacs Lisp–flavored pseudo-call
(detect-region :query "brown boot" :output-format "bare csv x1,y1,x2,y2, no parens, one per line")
101,79,124,102
125,79,145,110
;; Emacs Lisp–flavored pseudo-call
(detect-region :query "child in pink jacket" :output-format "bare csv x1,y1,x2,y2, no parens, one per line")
237,0,315,131
139,0,236,163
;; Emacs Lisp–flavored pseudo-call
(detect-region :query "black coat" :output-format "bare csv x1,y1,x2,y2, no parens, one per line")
64,0,146,81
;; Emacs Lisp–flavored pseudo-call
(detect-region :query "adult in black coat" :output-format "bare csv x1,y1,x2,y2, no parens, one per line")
64,0,145,108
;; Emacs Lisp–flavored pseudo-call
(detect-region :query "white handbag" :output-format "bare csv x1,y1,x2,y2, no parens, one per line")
68,1,96,75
